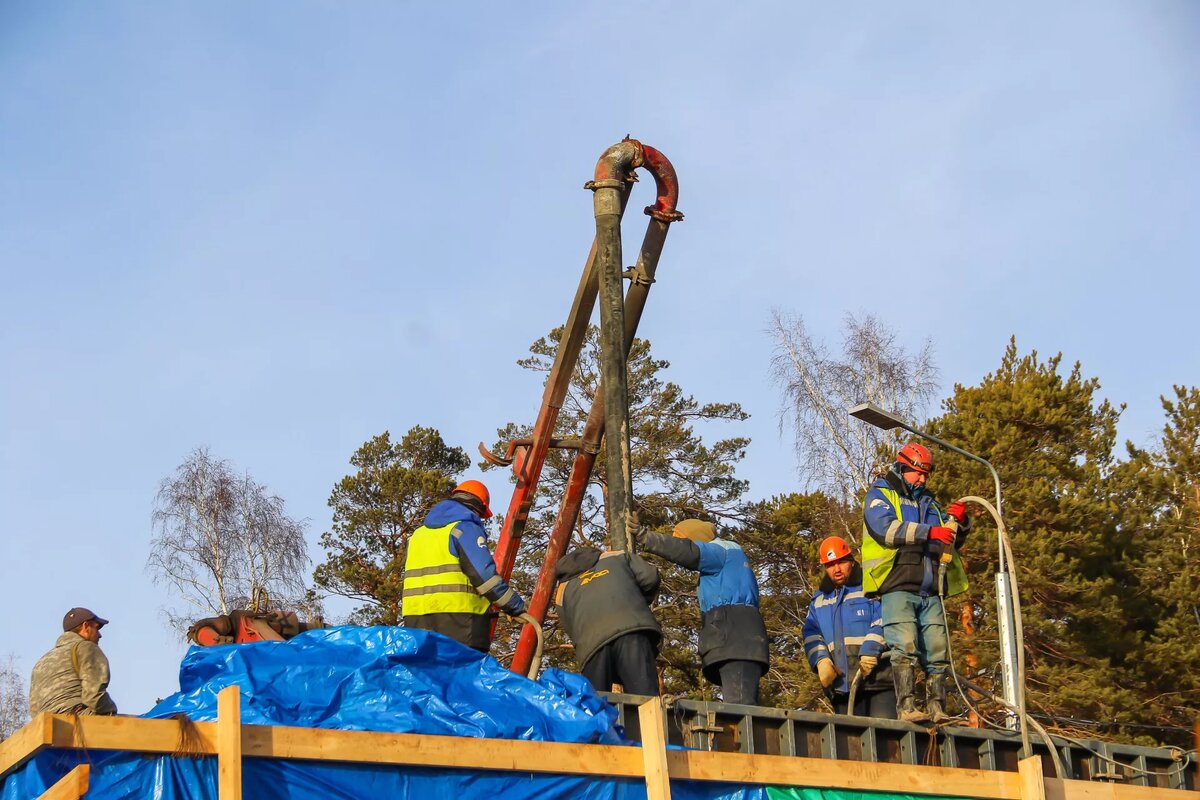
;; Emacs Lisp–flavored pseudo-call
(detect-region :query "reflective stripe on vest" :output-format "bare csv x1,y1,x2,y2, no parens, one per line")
861,487,969,597
403,522,491,616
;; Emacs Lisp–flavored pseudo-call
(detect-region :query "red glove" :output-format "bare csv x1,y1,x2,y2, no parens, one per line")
929,526,957,547
945,502,967,524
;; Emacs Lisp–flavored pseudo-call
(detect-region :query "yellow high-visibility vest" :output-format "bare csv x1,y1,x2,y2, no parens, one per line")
861,487,969,597
403,522,491,616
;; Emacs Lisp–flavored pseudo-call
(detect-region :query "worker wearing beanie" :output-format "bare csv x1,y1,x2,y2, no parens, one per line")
636,518,769,705
803,536,895,718
861,443,971,724
403,480,526,653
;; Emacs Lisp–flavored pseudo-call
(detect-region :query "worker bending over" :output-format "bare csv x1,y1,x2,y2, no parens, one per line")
636,519,769,705
29,607,118,716
803,536,895,718
554,545,662,696
402,480,525,653
862,443,970,723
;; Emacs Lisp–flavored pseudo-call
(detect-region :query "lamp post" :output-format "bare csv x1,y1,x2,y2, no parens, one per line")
848,402,1020,727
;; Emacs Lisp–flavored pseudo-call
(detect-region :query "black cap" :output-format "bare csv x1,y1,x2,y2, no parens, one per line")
63,607,109,632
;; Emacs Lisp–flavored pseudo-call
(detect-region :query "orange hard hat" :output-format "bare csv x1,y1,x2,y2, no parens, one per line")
897,443,934,475
452,479,493,519
818,536,853,565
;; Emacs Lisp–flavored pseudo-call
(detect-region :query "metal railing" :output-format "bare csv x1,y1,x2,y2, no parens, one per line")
600,693,1195,792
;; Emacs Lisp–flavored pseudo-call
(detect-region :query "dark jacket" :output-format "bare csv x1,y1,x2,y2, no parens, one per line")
639,533,769,682
554,547,661,670
862,469,972,596
802,564,892,695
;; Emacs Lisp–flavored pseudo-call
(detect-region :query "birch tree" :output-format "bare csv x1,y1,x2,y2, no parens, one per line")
147,448,310,632
770,310,938,500
0,655,27,741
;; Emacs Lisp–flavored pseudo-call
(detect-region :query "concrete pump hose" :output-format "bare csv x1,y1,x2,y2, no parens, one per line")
517,613,544,681
954,495,1036,766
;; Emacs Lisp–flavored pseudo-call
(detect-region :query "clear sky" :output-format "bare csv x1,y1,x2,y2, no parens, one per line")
2,3,1197,714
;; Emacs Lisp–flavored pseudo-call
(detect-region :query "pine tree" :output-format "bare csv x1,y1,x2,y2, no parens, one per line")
737,492,857,708
926,340,1141,734
484,325,750,692
1109,386,1200,746
313,427,470,625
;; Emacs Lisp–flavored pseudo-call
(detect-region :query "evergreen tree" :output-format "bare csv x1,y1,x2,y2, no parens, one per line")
737,491,857,709
314,427,470,625
484,325,750,692
1109,386,1200,746
926,340,1140,734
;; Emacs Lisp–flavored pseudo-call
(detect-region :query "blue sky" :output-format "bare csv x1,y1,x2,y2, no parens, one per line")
2,3,1197,714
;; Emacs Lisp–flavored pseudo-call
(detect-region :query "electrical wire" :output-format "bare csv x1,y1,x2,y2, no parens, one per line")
936,495,1068,779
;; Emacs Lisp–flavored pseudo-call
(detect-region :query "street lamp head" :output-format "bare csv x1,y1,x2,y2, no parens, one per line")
848,402,905,431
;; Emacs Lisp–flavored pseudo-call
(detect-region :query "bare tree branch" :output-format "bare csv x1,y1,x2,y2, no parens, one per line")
147,448,310,634
770,310,939,500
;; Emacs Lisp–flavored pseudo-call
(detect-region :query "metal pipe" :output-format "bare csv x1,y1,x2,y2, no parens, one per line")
590,138,643,555
489,180,632,582
509,142,682,675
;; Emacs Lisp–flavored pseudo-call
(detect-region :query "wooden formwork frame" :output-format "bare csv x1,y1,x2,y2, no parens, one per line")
0,688,1187,800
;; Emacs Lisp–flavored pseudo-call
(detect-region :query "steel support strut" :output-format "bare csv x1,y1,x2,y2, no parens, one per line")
504,139,683,675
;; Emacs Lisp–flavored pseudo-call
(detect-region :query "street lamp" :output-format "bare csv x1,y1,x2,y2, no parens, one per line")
848,402,1020,727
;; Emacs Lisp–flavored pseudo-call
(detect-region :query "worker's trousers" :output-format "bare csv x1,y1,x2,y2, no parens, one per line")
582,631,659,696
880,591,949,675
716,659,763,706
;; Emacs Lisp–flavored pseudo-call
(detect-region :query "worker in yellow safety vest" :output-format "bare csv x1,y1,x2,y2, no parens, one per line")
861,443,971,724
402,480,525,653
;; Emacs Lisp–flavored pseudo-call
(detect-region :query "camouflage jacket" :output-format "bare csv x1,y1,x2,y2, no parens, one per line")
28,632,118,716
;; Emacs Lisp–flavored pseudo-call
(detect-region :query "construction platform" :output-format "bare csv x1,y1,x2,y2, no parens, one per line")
1,686,1194,800
603,692,1195,793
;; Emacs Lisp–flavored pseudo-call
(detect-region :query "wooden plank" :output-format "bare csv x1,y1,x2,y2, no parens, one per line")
667,749,1025,798
217,686,242,800
638,698,672,800
0,713,54,779
6,711,1195,800
241,725,646,777
35,764,88,800
1047,778,1194,800
45,714,218,755
1020,755,1047,800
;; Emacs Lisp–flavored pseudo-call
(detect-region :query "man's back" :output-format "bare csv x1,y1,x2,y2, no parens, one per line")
29,631,117,716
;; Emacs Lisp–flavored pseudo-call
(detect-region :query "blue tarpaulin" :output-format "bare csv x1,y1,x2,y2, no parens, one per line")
1,626,764,799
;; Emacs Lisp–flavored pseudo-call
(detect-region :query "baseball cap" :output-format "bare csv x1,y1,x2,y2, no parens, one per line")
63,607,109,632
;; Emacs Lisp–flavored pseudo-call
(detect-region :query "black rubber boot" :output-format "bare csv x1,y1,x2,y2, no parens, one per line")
926,672,953,724
893,663,929,724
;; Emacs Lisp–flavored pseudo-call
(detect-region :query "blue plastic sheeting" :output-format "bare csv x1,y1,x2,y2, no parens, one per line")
1,627,764,799
6,750,768,799
147,625,623,743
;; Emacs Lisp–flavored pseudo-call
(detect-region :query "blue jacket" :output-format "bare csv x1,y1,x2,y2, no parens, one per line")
862,469,971,597
424,499,523,615
640,533,768,676
802,564,888,695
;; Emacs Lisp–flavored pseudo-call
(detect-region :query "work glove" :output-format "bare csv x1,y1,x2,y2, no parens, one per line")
945,502,968,524
502,593,527,617
816,658,839,688
626,508,641,545
858,655,878,676
929,526,957,547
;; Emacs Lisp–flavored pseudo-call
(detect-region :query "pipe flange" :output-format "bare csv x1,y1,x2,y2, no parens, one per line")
584,179,625,191
645,206,685,222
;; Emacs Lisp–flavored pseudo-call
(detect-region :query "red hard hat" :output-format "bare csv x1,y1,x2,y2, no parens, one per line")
897,443,934,475
453,479,493,518
818,536,853,565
